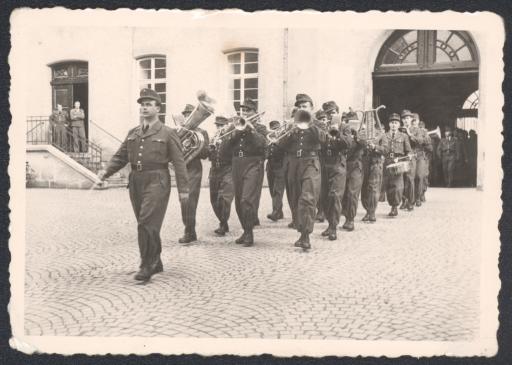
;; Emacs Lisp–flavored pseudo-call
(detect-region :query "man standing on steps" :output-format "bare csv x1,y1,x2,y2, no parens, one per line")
98,88,189,282
209,115,235,236
49,104,69,151
266,120,286,222
69,101,87,153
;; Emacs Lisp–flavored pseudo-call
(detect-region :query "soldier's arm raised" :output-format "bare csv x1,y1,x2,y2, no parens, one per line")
167,129,189,195
374,133,389,155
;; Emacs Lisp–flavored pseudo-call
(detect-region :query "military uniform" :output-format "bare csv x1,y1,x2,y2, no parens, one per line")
400,110,422,210
384,116,412,215
252,120,268,226
360,129,389,222
209,118,235,235
220,120,267,246
179,127,209,243
102,119,189,279
266,121,286,221
437,134,459,187
409,125,429,206
49,109,69,151
69,107,87,152
276,107,328,247
320,123,352,239
418,127,433,203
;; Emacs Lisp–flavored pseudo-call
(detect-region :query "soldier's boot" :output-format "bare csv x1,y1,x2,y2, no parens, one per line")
276,210,284,220
315,211,325,223
288,221,296,229
214,222,228,236
328,226,337,240
421,193,426,202
254,218,261,226
369,212,377,223
134,266,152,281
294,232,308,248
388,206,398,217
342,218,351,230
415,200,422,207
235,231,247,244
406,202,414,212
179,229,197,244
362,213,370,222
343,220,354,232
399,198,408,210
267,211,279,222
321,227,331,237
242,230,254,247
301,232,311,250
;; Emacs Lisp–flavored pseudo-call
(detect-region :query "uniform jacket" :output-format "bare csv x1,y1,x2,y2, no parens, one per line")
437,137,459,160
210,130,233,167
406,126,427,150
385,130,412,156
353,129,389,162
69,108,85,127
277,123,329,154
321,123,353,160
103,121,189,194
50,110,69,126
221,123,268,158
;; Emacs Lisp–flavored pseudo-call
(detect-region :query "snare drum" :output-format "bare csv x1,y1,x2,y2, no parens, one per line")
386,161,410,176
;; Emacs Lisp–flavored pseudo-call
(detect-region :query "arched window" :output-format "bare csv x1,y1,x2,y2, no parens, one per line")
457,90,478,131
137,55,167,122
375,30,479,75
224,48,259,112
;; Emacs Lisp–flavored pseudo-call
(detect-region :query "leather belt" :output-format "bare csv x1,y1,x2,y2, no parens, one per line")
291,149,319,158
387,153,404,159
214,161,230,168
131,163,168,172
234,151,262,158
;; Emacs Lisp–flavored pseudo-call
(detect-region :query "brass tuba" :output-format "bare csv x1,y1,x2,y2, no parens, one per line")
173,90,215,164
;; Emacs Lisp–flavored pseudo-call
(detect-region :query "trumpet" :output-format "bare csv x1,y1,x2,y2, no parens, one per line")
393,153,417,163
215,111,266,141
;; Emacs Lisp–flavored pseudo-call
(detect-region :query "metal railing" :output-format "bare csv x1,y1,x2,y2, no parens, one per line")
26,116,103,173
89,119,123,144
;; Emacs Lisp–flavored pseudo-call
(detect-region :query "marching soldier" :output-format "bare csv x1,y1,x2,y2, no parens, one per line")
176,104,210,244
240,98,268,226
275,93,329,250
266,120,286,221
69,101,87,152
315,109,328,223
359,120,389,225
384,113,412,217
400,109,423,211
98,88,189,281
418,120,432,202
285,108,298,229
49,104,69,151
437,126,458,187
411,115,431,206
320,101,353,240
209,116,235,236
220,98,267,247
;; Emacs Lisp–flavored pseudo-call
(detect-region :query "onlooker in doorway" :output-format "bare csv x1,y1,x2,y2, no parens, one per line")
49,104,69,151
69,101,87,152
437,126,458,187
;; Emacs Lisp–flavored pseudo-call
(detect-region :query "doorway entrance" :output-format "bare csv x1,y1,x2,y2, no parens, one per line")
50,61,89,138
373,30,479,187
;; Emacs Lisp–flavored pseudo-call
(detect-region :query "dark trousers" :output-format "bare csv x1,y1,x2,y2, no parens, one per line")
322,159,347,228
266,160,286,215
283,156,294,221
129,169,171,270
287,156,321,234
209,165,234,226
384,159,404,207
232,157,264,231
415,156,428,202
52,124,68,151
403,157,416,203
343,160,363,221
71,121,87,152
254,158,265,222
317,159,327,216
361,157,383,214
180,159,202,234
442,156,456,187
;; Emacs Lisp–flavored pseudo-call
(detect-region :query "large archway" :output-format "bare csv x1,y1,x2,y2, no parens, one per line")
373,30,479,186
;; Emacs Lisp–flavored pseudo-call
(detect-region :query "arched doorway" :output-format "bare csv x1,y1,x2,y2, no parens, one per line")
49,61,89,138
373,30,479,186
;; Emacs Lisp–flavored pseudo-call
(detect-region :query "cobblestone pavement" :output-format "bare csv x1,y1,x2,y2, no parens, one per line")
25,187,481,340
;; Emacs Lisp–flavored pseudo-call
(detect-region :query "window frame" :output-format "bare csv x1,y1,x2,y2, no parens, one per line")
136,55,167,122
224,48,259,113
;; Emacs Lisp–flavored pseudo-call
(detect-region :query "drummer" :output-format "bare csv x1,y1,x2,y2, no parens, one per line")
384,113,412,217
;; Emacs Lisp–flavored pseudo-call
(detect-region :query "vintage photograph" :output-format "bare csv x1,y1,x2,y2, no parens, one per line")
8,9,503,357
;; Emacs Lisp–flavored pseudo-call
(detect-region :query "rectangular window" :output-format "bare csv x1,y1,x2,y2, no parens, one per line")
138,56,167,123
227,50,259,113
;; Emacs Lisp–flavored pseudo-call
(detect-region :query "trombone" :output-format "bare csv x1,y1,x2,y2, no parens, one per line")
215,111,266,141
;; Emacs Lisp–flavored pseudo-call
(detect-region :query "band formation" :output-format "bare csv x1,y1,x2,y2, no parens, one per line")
98,88,442,282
